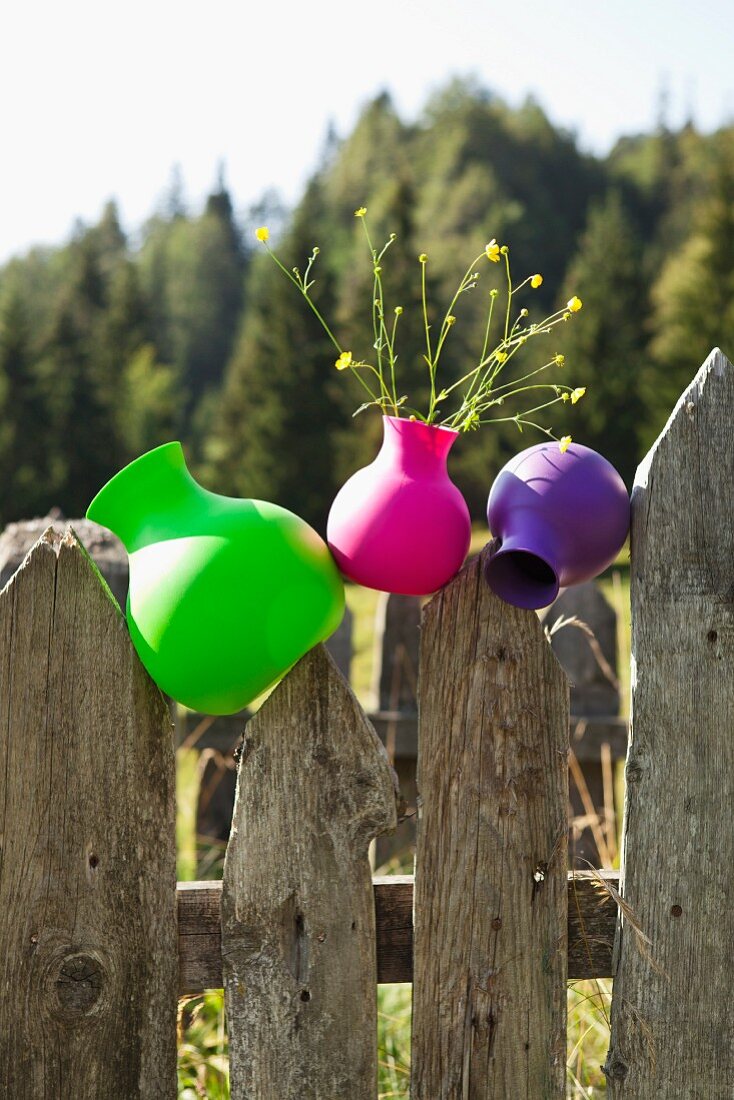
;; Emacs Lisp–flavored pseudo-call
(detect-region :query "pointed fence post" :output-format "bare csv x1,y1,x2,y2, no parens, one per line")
606,349,734,1095
0,528,177,1097
221,644,398,1100
411,546,569,1099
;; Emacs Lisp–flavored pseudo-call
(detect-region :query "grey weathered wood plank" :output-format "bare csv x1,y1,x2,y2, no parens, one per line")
606,348,734,1096
0,527,177,1098
411,546,569,1099
221,644,398,1100
178,871,619,992
369,713,626,762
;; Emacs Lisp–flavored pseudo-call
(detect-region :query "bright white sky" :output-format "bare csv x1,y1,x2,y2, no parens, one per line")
1,0,732,263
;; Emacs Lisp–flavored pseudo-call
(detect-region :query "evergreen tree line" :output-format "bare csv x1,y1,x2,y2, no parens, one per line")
2,79,734,532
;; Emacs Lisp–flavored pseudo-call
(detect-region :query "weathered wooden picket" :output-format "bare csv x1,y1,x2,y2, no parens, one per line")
0,349,732,1098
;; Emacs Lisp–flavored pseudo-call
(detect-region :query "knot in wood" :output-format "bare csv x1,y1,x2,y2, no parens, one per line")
626,759,644,785
54,952,104,1018
602,1052,629,1081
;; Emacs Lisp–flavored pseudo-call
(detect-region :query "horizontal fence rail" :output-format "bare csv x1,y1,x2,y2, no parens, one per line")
177,870,619,992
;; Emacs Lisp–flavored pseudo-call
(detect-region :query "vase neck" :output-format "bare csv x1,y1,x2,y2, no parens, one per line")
484,510,564,609
377,416,459,479
86,442,202,552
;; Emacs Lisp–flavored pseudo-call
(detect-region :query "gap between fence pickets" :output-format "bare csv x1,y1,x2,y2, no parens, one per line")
177,870,619,993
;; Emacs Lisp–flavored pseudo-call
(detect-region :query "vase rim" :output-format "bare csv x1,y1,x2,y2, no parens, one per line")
484,543,560,610
86,441,184,526
383,415,459,438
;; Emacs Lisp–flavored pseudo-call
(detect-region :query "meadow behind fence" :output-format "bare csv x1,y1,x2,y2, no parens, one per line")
0,349,732,1098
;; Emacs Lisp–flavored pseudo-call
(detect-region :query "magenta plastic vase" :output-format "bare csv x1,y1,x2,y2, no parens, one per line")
327,416,472,596
485,441,630,610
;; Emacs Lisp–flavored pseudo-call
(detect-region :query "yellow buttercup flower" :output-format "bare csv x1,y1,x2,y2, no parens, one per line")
561,392,570,402
567,295,583,312
559,435,572,453
335,351,353,371
495,350,508,363
571,387,586,404
531,273,543,288
554,353,565,366
485,239,500,262
446,315,456,327
255,226,269,242
354,207,367,218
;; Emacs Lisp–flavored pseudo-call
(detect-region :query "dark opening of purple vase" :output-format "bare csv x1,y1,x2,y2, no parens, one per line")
484,548,560,610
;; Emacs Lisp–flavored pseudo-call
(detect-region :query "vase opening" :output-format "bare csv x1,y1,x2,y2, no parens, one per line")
484,547,559,610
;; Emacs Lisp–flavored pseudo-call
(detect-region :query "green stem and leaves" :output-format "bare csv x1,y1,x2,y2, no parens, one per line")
255,214,584,447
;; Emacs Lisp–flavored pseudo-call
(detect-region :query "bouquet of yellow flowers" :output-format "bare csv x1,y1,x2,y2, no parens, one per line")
256,209,585,451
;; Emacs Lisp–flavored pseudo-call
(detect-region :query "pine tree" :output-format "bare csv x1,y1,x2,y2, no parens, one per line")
86,200,127,279
141,177,246,420
553,191,647,486
0,288,51,520
100,258,182,457
644,136,734,445
37,221,128,513
205,179,343,531
40,297,118,516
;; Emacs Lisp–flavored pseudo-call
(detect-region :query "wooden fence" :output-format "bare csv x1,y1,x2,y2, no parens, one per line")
0,349,732,1097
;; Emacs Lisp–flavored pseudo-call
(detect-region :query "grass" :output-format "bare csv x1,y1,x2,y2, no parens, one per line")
176,530,631,1097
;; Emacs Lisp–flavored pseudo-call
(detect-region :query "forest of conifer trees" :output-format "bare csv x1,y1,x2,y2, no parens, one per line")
1,78,733,531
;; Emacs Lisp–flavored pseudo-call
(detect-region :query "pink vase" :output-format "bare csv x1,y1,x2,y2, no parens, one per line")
327,416,472,595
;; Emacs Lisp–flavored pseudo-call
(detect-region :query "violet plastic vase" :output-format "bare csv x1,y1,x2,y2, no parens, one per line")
327,416,471,596
485,441,630,610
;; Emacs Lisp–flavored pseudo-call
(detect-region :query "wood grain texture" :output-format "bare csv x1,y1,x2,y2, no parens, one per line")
567,870,619,980
0,527,177,1098
606,349,734,1097
221,644,399,1100
369,714,626,763
411,547,569,1100
178,871,618,992
178,881,223,994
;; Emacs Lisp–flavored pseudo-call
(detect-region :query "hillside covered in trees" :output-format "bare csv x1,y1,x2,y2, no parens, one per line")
1,78,732,531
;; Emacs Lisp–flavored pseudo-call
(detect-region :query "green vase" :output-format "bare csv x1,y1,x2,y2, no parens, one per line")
87,442,345,714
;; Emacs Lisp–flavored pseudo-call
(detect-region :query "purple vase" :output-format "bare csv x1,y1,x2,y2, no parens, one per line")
485,442,630,610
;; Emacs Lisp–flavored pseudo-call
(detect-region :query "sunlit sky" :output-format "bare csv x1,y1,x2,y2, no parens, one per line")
1,0,732,263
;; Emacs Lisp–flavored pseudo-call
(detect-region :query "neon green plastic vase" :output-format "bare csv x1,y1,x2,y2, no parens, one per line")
86,442,345,714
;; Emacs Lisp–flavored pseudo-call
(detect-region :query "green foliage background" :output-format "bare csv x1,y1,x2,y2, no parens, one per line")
1,78,732,529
